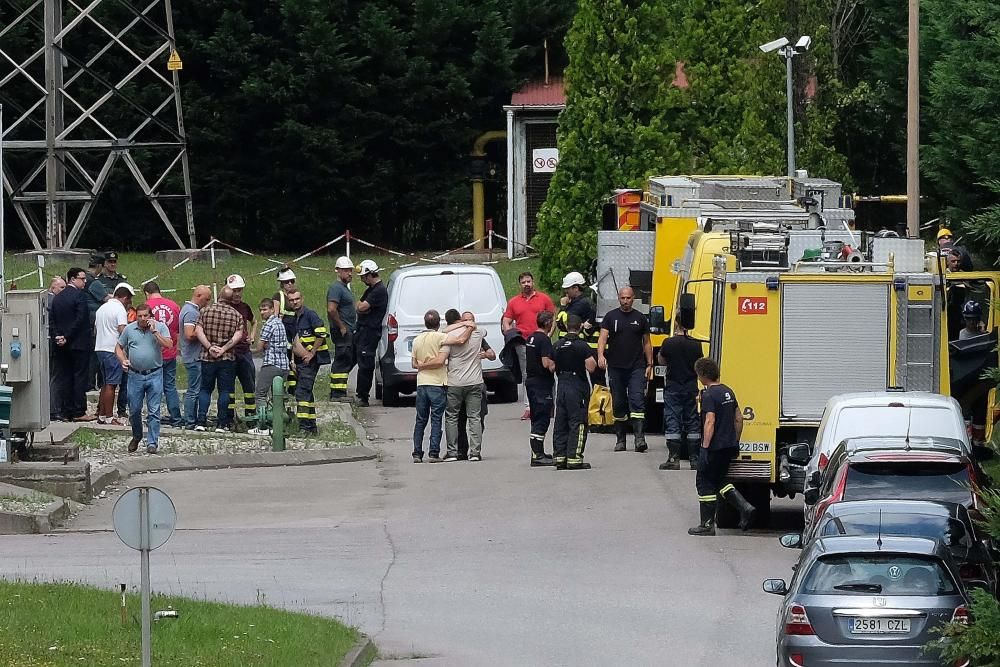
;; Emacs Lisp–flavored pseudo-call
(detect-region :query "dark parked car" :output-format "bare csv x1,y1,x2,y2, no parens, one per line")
781,499,998,595
798,437,989,537
764,535,971,667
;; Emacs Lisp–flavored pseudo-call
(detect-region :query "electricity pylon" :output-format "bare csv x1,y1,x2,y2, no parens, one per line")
0,0,196,249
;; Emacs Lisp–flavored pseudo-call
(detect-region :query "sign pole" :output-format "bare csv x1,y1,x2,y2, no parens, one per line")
140,488,152,667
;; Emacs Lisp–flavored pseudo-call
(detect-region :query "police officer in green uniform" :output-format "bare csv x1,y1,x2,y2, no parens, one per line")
552,314,598,470
688,358,756,536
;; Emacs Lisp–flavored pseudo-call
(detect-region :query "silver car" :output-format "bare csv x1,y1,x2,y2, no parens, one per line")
764,535,971,667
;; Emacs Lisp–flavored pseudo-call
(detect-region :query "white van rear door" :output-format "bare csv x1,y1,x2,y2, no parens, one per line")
394,273,460,360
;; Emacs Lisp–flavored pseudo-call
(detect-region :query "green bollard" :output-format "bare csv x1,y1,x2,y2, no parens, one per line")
271,374,286,452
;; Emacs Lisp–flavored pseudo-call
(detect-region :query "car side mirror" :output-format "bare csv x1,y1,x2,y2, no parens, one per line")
762,579,788,596
779,533,803,549
648,305,666,333
679,293,696,331
804,488,819,506
973,444,995,462
786,443,811,466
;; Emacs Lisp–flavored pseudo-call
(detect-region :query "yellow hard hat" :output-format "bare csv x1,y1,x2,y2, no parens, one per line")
937,228,953,240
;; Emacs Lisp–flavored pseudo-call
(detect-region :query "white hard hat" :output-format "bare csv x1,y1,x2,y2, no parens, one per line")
226,273,246,289
561,271,586,289
276,267,296,282
116,282,136,296
357,259,380,276
334,256,354,270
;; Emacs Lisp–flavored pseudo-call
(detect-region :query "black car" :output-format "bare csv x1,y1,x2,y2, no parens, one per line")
781,499,998,595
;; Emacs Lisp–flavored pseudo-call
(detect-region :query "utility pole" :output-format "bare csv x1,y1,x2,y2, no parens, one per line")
0,0,197,250
906,0,920,238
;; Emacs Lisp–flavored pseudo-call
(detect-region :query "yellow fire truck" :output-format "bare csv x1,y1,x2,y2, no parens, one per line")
679,226,1000,525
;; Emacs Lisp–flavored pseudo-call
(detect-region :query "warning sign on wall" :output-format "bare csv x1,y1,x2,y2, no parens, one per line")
532,148,559,173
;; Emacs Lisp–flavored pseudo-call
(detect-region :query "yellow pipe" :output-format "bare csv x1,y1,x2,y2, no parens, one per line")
471,131,506,250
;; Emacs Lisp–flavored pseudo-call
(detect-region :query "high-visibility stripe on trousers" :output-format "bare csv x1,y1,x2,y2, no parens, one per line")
294,361,318,432
552,374,589,466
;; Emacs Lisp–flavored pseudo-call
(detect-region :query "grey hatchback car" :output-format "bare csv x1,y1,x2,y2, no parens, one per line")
764,535,971,667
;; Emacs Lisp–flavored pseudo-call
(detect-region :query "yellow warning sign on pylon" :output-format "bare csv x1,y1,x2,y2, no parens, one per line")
167,50,183,71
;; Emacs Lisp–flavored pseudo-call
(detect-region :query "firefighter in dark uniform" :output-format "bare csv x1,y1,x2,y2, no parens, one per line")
524,310,557,466
273,267,299,393
288,289,330,435
688,357,756,536
657,317,704,470
552,314,598,470
556,271,597,346
597,286,653,453
355,259,388,407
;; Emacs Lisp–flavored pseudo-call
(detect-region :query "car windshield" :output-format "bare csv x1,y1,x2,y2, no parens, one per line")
820,512,967,546
834,406,963,442
844,464,972,504
801,554,958,596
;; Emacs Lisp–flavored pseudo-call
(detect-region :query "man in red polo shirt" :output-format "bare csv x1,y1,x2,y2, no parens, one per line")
502,271,555,420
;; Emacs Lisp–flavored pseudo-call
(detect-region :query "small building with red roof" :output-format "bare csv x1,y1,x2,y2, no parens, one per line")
503,77,566,257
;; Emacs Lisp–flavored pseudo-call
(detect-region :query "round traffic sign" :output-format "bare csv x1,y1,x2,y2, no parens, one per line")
112,487,177,551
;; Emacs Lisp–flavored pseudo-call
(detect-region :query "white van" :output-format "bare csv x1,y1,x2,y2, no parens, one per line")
374,264,518,406
804,392,970,490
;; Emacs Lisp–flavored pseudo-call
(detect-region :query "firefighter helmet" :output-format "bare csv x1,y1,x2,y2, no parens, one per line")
276,267,296,282
963,301,983,319
937,228,954,241
357,259,380,276
561,271,586,289
334,256,354,270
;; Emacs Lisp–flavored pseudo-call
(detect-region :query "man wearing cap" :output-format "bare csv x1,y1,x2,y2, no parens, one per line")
938,228,973,271
355,259,387,407
273,267,299,392
116,303,172,454
226,274,258,425
143,281,183,427
327,257,357,401
98,251,126,292
95,282,135,424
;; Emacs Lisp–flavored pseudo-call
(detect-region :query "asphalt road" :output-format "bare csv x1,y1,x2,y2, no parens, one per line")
3,396,802,666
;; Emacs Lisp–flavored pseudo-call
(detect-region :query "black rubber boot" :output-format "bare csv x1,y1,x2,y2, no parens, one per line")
688,443,699,470
613,421,628,452
723,487,757,531
659,440,682,470
530,437,554,467
632,418,648,452
687,501,717,536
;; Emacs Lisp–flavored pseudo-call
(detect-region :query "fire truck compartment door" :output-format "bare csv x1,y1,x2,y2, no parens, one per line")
781,283,890,420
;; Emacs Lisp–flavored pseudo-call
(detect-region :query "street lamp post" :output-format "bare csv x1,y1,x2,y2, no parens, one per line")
760,36,812,177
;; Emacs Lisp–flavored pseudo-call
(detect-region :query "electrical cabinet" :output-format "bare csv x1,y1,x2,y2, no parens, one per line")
2,290,50,432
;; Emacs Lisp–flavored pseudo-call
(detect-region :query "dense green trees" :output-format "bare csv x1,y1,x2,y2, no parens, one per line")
535,0,848,284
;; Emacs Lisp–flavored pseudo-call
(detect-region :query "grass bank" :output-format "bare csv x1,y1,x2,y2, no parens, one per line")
0,580,362,666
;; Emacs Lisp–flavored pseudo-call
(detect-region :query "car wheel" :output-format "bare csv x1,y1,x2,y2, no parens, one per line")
382,385,400,407
493,381,519,404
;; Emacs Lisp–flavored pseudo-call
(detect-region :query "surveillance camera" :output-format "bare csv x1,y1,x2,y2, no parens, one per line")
759,37,790,54
795,35,812,51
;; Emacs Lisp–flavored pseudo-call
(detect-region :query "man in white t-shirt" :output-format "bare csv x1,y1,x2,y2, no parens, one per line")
94,283,135,424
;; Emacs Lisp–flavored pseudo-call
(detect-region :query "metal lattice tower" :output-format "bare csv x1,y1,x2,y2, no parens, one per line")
0,0,196,250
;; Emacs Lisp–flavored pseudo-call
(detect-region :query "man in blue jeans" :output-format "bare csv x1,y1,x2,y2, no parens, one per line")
409,309,473,463
194,288,245,432
116,304,173,454
179,286,211,428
